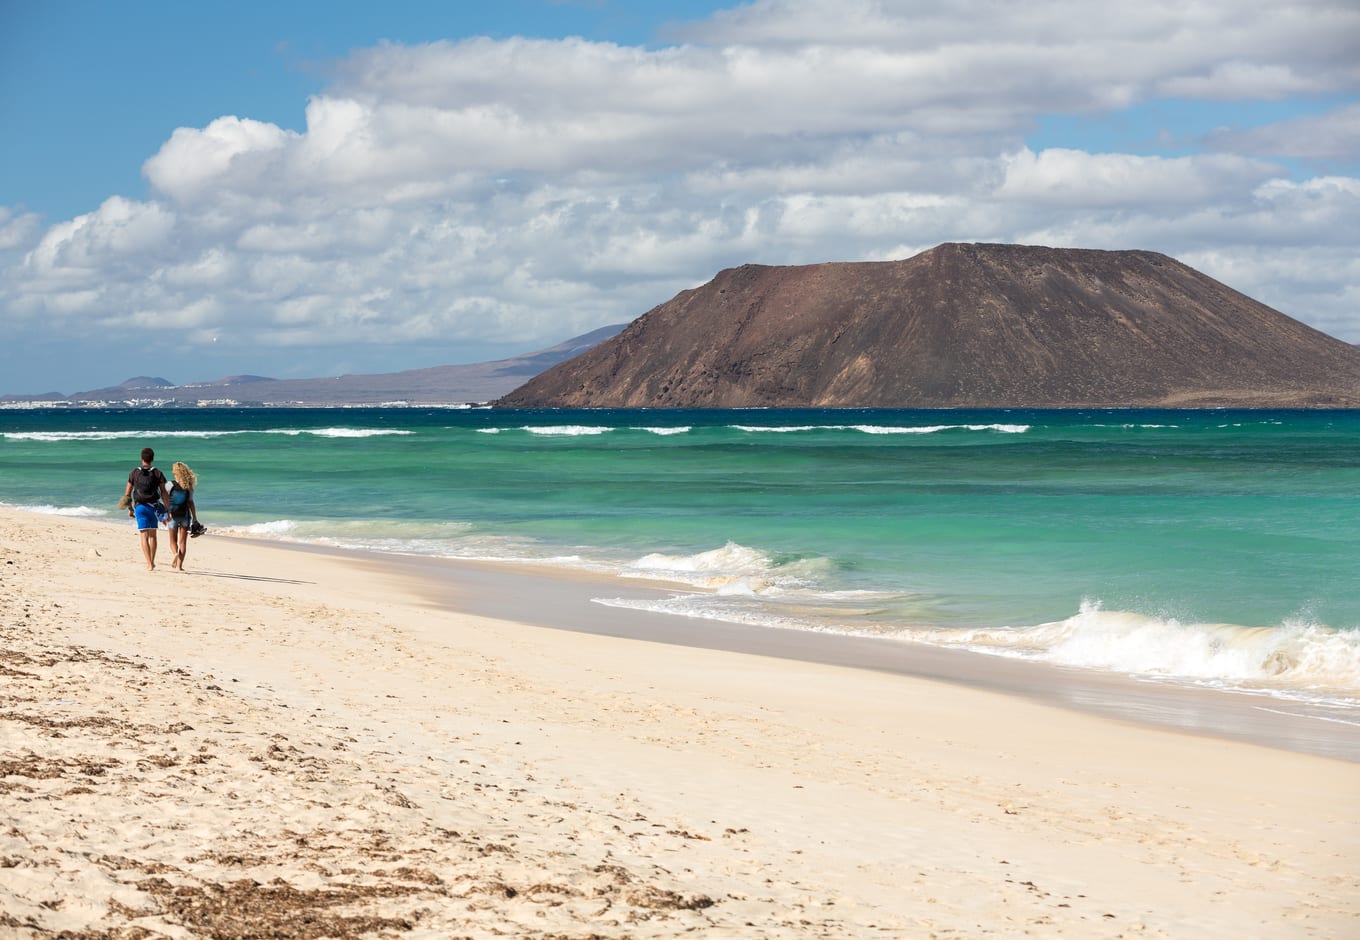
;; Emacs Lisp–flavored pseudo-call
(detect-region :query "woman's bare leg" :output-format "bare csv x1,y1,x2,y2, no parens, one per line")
173,528,188,570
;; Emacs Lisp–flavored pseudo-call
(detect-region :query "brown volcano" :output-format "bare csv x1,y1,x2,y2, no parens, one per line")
497,243,1360,409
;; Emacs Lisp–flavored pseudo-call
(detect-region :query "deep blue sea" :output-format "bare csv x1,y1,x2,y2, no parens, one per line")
3,406,1357,707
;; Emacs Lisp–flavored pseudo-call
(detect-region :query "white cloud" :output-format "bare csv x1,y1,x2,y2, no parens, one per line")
160,248,238,288
680,0,1360,96
1158,61,1324,100
144,116,295,202
22,197,176,285
3,0,1359,393
997,148,1282,207
0,207,42,251
1180,244,1360,340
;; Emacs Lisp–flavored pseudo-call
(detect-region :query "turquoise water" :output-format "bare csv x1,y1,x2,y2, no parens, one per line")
3,406,1357,704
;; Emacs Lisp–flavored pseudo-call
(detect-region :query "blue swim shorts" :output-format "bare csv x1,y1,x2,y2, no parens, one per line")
133,503,160,531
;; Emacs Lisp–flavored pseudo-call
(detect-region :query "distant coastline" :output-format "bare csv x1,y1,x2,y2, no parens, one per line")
0,324,625,409
0,399,489,410
6,400,1360,411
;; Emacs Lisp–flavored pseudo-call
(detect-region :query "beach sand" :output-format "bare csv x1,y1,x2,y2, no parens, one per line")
2,507,1356,938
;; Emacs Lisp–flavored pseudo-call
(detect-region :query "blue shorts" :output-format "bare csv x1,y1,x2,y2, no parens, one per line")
167,513,190,531
133,503,161,531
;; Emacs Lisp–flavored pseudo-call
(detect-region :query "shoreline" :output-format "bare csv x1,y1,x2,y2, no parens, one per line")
25,507,1360,762
276,536,1360,763
4,506,1358,936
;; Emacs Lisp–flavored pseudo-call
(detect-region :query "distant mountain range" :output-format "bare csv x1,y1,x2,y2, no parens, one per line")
499,243,1360,409
3,325,625,407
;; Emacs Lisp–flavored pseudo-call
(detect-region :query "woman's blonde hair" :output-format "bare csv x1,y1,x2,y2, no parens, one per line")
172,462,197,490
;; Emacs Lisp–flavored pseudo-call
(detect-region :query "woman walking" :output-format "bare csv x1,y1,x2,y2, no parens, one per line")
166,462,200,571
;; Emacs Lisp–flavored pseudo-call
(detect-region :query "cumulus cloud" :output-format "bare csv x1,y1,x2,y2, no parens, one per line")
0,207,42,252
3,0,1359,393
19,197,176,294
997,148,1283,207
144,116,296,203
681,0,1360,97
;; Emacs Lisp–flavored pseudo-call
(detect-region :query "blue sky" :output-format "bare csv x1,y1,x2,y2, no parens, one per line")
2,0,1357,394
1,1,732,222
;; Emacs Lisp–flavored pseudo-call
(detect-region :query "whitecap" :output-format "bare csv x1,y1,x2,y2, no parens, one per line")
266,428,415,438
3,430,249,442
853,423,1030,434
522,426,612,436
2,427,414,442
730,423,1029,435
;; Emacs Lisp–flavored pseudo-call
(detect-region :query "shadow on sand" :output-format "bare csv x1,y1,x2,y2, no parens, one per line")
182,570,314,585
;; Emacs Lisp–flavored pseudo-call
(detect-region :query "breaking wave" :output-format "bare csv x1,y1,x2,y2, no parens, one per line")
2,428,413,442
621,541,837,595
918,600,1360,697
6,503,107,517
731,423,1030,434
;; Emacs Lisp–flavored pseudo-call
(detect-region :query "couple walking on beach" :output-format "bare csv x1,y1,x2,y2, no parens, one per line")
122,447,202,571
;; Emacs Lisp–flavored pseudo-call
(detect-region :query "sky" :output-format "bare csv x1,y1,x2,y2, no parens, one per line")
1,0,1357,395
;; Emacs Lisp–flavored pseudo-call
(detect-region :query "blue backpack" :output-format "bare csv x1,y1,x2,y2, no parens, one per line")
168,482,192,518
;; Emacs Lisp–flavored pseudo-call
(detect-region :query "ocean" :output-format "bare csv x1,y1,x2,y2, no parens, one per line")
3,406,1357,709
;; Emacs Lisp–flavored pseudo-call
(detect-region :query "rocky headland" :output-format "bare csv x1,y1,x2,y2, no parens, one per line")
497,244,1360,409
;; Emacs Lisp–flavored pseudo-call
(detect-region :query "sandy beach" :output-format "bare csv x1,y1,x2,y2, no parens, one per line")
2,506,1357,938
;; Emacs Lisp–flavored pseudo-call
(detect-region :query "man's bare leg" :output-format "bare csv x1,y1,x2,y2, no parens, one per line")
140,529,158,570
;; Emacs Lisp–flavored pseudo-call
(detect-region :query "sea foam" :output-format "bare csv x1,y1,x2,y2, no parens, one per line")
623,541,832,595
522,426,612,436
2,427,414,442
3,430,247,442
731,423,1029,434
264,428,414,438
240,520,301,537
929,600,1360,696
9,503,107,517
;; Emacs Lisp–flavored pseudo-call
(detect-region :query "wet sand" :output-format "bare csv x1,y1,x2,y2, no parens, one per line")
379,551,1360,763
3,506,1357,938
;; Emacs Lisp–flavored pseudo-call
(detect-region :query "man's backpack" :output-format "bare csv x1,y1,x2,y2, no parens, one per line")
132,466,162,504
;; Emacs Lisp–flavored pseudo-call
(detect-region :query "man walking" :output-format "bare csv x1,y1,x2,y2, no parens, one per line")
123,447,171,570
